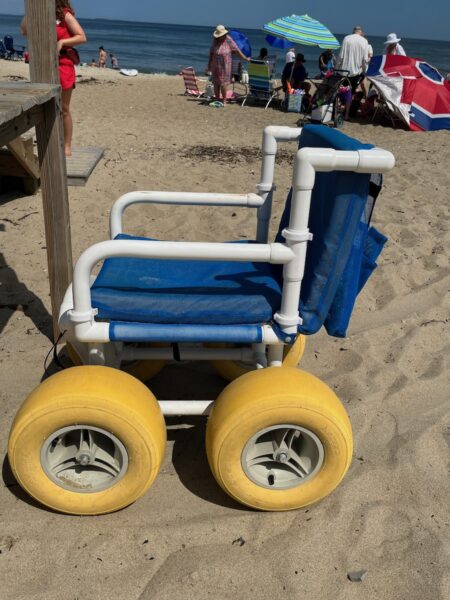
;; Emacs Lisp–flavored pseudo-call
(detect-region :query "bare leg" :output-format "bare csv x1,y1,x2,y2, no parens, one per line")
213,82,221,99
345,100,351,120
61,88,73,157
220,83,228,104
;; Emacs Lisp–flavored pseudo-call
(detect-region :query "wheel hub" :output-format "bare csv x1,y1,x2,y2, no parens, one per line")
41,425,129,493
241,424,324,490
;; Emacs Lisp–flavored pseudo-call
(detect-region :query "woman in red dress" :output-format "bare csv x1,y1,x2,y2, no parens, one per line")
21,1,87,156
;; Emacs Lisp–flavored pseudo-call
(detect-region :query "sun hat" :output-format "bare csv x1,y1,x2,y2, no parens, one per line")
213,25,228,38
296,53,306,62
384,33,401,45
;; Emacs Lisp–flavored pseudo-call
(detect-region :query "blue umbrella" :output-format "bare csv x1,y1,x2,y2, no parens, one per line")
229,29,252,57
265,35,292,51
263,14,340,49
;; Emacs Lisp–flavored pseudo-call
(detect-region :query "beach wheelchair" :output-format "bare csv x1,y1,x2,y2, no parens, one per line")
7,125,395,515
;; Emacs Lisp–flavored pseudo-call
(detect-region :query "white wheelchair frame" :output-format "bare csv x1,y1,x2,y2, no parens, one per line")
60,125,395,416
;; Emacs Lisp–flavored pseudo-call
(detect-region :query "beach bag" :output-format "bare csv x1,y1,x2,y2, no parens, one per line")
287,90,305,113
61,47,80,66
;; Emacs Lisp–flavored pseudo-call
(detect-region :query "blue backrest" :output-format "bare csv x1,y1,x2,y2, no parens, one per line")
4,36,14,51
275,124,386,337
248,60,272,92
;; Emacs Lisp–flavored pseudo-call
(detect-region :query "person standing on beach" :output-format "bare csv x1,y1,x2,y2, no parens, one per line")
207,25,250,104
384,33,406,56
337,25,368,119
98,46,107,67
286,47,295,64
21,0,87,157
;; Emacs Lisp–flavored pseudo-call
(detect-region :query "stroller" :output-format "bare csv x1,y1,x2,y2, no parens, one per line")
299,70,351,129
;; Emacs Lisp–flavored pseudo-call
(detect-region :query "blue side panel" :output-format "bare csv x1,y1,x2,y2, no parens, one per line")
275,124,385,337
109,322,262,343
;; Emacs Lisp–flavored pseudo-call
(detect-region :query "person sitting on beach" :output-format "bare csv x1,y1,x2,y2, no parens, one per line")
207,25,250,105
110,53,119,69
98,45,107,67
258,48,268,60
282,53,309,92
318,49,335,76
384,33,406,56
90,58,97,67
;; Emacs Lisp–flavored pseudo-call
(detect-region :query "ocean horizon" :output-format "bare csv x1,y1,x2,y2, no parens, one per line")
2,14,450,76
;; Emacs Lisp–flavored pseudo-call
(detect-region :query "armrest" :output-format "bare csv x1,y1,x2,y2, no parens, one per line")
110,191,264,238
71,239,294,316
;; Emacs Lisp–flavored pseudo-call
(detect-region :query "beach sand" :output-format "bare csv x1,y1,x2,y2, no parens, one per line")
0,60,449,600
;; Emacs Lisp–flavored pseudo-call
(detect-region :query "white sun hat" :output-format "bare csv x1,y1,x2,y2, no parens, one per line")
213,25,229,38
384,33,401,45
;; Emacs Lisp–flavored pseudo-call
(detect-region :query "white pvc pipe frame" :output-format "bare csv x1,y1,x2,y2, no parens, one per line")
63,126,395,415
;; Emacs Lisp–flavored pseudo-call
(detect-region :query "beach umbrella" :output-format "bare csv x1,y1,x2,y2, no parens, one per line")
265,35,291,50
263,14,340,49
366,55,450,131
229,29,252,58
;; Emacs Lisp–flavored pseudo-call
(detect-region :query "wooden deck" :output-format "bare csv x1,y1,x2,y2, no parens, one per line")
66,146,105,186
0,82,60,147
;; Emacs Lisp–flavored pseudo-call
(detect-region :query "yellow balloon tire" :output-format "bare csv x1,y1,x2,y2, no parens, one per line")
210,335,307,382
8,366,166,515
206,367,352,511
67,343,166,382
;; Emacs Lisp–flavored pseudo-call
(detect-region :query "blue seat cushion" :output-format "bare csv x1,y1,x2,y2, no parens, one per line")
91,235,282,325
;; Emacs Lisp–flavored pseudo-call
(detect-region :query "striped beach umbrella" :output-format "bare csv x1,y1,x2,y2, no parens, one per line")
263,14,340,49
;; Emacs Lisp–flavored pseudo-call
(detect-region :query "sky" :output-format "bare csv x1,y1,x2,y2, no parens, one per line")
1,0,449,41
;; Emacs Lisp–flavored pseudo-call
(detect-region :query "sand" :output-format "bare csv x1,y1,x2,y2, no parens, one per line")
0,60,449,600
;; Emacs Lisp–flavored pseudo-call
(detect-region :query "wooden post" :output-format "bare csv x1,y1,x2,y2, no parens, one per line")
25,0,73,341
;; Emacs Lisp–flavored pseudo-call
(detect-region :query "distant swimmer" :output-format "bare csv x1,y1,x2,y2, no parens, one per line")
110,53,119,69
98,45,107,67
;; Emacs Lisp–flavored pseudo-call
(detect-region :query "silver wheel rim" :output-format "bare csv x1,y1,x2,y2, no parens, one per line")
241,424,324,490
41,425,128,493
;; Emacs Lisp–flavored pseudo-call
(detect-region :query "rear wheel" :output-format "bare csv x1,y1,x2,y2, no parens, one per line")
206,367,352,511
8,366,166,515
67,343,166,382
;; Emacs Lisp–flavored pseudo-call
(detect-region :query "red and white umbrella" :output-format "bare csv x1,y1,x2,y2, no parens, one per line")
366,55,450,131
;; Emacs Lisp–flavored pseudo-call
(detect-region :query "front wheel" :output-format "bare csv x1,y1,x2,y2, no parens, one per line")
206,367,352,511
8,366,166,515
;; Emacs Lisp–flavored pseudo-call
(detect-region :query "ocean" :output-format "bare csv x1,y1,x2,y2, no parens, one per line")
2,14,450,77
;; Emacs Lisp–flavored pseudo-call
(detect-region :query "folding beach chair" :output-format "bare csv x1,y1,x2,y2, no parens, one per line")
7,124,395,517
267,55,277,78
179,66,206,98
4,35,25,60
241,60,281,109
0,39,12,59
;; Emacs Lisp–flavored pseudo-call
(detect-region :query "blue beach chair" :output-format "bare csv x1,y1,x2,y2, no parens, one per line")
242,59,281,109
4,35,25,59
7,125,395,516
0,40,8,59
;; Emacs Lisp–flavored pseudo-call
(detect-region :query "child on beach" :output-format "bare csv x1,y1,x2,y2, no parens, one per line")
21,0,87,157
110,53,119,69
